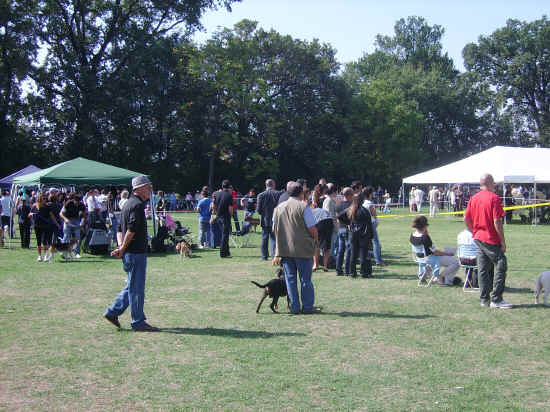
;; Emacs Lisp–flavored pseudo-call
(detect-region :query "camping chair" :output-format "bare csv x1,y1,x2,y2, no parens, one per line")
230,218,253,248
457,243,479,292
411,244,438,287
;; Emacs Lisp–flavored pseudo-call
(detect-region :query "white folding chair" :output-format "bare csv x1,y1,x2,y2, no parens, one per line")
411,244,437,287
457,243,479,293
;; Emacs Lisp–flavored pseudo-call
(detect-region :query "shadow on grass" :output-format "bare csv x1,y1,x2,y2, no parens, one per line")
158,327,307,338
320,311,435,319
505,287,533,294
374,273,418,280
511,303,544,309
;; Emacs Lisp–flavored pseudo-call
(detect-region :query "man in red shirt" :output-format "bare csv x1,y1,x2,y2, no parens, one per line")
464,173,512,308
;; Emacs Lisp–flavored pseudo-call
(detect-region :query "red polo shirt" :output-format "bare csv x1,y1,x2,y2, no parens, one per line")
464,190,505,245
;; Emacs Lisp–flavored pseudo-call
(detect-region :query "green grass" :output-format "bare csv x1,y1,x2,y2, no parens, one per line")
1,209,549,411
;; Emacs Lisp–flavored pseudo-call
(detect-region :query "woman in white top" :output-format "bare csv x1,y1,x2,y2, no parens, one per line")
119,190,129,209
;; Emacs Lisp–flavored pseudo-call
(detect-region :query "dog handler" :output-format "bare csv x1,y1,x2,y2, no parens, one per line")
272,181,320,314
464,173,512,309
104,175,160,331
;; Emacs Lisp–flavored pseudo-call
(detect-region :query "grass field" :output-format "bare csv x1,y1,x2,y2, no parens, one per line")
1,209,550,411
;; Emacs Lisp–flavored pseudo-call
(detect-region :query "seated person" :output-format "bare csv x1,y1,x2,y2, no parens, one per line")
410,216,460,285
457,227,479,288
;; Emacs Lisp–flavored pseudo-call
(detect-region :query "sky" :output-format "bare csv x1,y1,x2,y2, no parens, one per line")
192,0,549,72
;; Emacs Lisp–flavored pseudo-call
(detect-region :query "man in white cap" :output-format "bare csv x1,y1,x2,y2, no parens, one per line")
104,175,159,331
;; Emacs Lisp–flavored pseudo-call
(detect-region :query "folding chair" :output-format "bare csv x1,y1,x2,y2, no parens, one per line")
230,219,252,248
457,243,479,293
411,244,438,287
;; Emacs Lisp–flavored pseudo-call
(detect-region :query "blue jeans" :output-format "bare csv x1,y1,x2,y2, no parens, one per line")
209,219,222,248
336,229,351,274
62,218,81,243
109,214,118,244
198,220,211,246
372,226,384,264
282,257,315,313
419,254,441,279
105,253,147,329
261,226,275,259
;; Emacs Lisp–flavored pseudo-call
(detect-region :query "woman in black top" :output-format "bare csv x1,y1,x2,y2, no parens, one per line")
16,196,32,248
30,192,60,262
347,190,374,278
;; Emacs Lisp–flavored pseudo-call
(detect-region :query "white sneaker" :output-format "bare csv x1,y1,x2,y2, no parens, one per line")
490,300,513,309
37,256,42,262
480,301,489,307
73,253,81,259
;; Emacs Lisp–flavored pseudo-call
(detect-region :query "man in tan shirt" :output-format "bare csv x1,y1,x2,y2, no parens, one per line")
273,182,319,314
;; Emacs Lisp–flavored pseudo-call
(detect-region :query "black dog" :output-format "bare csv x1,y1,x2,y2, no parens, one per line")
251,268,288,313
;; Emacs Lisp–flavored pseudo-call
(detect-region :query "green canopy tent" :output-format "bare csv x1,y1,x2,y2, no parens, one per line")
13,157,145,187
9,158,154,249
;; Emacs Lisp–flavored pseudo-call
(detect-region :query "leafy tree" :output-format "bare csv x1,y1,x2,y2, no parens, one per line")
189,20,347,189
0,0,42,175
463,16,550,144
32,0,239,161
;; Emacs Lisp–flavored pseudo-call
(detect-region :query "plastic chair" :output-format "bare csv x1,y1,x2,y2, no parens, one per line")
457,243,479,292
411,244,438,287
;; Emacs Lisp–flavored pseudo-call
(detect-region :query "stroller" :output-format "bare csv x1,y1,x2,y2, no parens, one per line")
155,214,194,253
83,214,110,255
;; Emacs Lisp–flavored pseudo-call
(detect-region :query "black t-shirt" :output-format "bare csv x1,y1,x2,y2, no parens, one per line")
118,194,148,254
410,233,433,256
214,189,233,218
31,204,53,228
62,200,82,219
17,204,31,225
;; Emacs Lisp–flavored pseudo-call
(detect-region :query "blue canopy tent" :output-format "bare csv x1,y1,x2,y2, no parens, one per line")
0,165,41,190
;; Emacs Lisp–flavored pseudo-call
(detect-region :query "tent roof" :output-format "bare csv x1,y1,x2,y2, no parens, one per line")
13,158,145,186
403,146,550,185
0,165,41,189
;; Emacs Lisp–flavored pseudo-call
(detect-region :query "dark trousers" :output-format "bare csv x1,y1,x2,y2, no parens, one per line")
350,233,372,276
19,224,31,248
260,226,275,260
220,216,231,257
475,240,507,303
336,229,351,274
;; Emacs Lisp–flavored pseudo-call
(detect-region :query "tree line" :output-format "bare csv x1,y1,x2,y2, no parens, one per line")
1,1,549,193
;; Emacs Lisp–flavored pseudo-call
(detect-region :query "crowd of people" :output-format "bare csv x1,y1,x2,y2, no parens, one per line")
1,171,515,328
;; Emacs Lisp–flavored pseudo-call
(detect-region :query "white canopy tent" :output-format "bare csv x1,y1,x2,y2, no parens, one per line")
403,146,550,185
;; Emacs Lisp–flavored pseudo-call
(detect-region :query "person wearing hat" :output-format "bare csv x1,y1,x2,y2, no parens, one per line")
104,175,159,331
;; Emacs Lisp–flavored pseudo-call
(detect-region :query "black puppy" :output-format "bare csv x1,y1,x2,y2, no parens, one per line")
251,268,288,313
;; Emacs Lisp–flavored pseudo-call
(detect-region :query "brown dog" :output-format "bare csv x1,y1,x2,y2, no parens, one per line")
175,240,192,258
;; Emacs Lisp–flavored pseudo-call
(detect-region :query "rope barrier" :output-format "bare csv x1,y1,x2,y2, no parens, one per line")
377,202,550,219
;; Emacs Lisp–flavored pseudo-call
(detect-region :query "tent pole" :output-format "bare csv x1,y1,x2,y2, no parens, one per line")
534,183,537,227
503,183,506,226
7,184,17,249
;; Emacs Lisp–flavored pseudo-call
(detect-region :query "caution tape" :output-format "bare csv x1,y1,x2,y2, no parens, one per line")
377,202,550,219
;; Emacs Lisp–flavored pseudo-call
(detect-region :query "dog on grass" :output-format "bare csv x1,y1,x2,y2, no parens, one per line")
535,271,550,306
251,268,288,313
175,240,192,258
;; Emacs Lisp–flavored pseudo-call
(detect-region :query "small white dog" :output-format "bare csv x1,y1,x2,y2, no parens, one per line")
535,271,550,306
